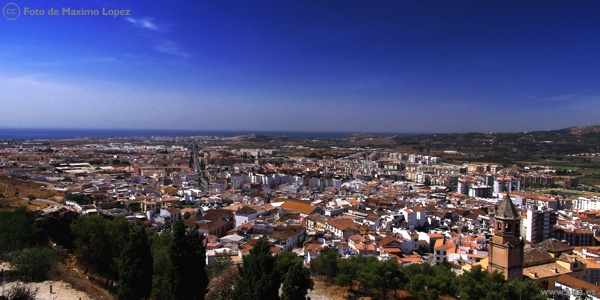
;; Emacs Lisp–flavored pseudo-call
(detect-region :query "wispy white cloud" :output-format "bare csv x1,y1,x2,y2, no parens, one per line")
126,17,163,32
155,41,190,59
4,74,80,93
125,17,189,59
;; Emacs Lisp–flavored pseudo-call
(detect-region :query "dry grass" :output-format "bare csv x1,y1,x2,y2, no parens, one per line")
311,278,354,300
0,176,59,200
0,199,51,212
394,290,416,299
29,200,50,209
0,198,30,212
50,256,116,300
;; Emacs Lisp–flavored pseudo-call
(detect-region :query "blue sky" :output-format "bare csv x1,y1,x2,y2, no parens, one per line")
1,1,599,133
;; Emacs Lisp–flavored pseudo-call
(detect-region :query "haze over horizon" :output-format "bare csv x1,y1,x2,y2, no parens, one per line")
2,1,599,134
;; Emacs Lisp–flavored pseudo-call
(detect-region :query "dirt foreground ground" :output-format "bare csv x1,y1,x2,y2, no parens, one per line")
2,280,94,300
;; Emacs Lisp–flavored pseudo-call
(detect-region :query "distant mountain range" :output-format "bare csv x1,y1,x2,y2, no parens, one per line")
392,125,600,156
223,125,600,160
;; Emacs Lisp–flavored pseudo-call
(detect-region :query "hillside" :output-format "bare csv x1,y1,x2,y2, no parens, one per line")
208,125,600,156
0,176,59,200
394,125,600,155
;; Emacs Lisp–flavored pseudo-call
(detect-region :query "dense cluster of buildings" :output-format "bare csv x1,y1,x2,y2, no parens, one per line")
1,137,599,298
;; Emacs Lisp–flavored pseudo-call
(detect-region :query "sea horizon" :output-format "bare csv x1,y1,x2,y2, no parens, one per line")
0,128,420,140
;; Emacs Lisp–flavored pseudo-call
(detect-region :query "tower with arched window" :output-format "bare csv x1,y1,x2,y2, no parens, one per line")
489,194,524,281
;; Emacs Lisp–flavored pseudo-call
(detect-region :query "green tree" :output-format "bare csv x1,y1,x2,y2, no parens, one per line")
116,227,153,300
457,266,494,300
281,261,313,300
334,255,405,298
0,207,43,258
70,214,131,286
309,247,338,282
430,262,457,297
151,221,208,300
334,255,375,290
457,266,544,300
356,256,383,293
9,247,58,282
508,280,545,300
170,221,208,299
232,237,279,300
274,251,304,278
150,229,174,300
71,214,108,273
105,216,131,285
405,263,456,299
374,259,404,299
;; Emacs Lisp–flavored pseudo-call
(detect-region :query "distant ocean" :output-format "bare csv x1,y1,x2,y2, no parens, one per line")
0,128,414,140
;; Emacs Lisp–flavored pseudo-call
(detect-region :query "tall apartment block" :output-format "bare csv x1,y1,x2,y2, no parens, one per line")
522,207,557,244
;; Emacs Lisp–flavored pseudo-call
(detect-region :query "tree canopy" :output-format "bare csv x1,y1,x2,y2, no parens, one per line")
281,261,313,300
0,207,43,257
151,221,208,300
9,247,58,282
457,266,545,300
309,247,339,281
232,237,279,300
70,214,131,284
116,227,153,300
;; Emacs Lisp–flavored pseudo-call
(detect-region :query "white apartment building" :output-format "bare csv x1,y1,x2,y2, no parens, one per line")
572,197,600,211
522,207,557,244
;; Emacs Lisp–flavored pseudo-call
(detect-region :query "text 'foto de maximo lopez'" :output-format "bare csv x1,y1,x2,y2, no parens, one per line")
60,7,131,18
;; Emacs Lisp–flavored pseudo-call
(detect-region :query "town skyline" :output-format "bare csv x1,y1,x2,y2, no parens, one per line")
1,129,598,299
2,1,600,133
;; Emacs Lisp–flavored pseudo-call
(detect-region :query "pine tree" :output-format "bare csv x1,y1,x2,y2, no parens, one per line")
150,221,208,300
309,247,338,281
150,230,174,300
9,247,58,282
71,214,130,285
232,237,279,300
274,251,303,278
281,261,313,300
170,221,208,300
0,206,43,257
116,227,153,300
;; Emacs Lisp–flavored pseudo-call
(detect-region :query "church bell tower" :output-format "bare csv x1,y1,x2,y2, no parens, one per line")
488,194,524,281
